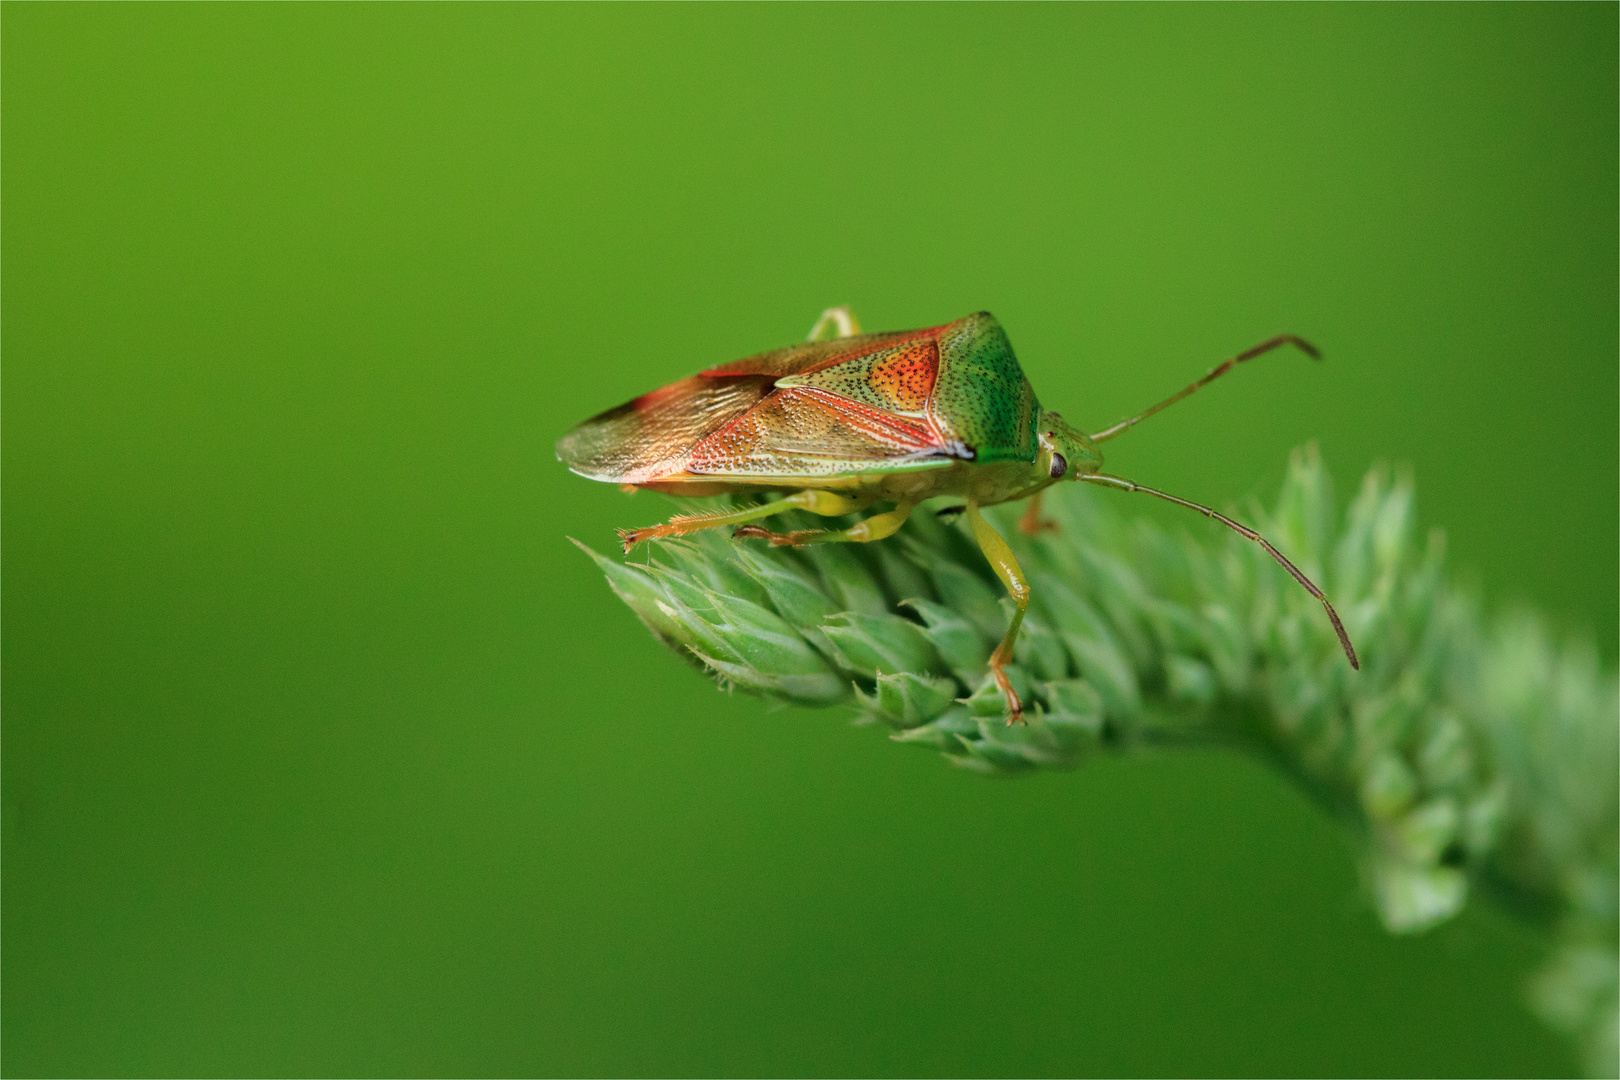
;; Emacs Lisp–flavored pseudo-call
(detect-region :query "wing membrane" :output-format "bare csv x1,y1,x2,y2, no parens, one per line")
685,387,944,478
557,323,958,485
556,374,774,483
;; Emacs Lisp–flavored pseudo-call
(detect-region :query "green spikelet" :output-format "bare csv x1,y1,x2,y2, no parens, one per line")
574,446,1619,1076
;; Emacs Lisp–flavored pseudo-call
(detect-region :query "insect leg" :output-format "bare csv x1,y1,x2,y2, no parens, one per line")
1017,490,1058,536
735,500,916,547
1087,335,1321,444
964,501,1029,725
806,306,862,342
1080,473,1359,669
618,489,873,553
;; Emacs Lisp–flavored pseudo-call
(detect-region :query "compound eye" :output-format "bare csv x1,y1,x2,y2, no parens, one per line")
1049,452,1068,479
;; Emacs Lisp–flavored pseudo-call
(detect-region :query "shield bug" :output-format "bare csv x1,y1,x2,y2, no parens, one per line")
557,308,1359,722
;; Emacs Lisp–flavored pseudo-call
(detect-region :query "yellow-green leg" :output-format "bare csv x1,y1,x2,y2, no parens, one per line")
735,500,916,547
807,306,862,341
965,500,1030,725
618,489,873,553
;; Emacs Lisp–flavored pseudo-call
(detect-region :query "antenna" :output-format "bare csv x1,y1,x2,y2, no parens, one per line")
1089,335,1321,444
1079,472,1359,669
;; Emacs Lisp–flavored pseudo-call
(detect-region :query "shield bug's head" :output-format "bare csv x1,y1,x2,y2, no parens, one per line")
1035,409,1102,484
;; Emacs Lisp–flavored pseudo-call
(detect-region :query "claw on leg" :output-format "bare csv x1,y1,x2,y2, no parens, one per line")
617,489,872,553
988,642,1025,725
618,508,773,552
964,500,1032,725
617,526,659,553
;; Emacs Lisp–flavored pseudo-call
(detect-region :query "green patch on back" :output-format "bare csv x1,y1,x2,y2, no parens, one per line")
933,313,1039,463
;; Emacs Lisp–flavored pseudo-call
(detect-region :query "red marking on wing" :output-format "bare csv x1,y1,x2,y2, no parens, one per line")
798,326,944,376
791,387,940,448
629,380,688,413
866,339,937,411
685,386,944,475
698,323,950,378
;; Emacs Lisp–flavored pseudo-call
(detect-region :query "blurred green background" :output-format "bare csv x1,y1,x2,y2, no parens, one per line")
4,5,1614,1076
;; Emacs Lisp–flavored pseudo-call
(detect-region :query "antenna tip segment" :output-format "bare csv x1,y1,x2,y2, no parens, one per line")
1287,334,1323,361
1323,600,1360,670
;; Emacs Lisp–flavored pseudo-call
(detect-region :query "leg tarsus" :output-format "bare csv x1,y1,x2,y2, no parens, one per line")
964,501,1032,724
735,501,916,548
1017,491,1059,536
733,525,823,547
618,489,872,552
989,655,1024,726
